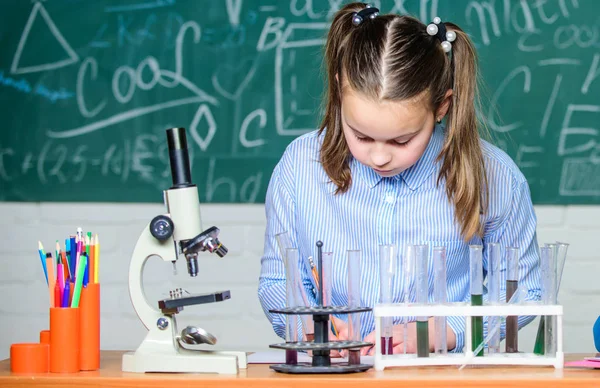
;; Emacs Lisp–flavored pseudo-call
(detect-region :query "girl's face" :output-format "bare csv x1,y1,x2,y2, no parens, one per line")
341,88,445,177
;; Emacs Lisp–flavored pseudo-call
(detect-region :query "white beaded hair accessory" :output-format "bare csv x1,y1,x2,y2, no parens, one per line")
351,4,380,26
426,16,456,53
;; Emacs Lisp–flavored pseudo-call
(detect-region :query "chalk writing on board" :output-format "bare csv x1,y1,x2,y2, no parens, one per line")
11,2,79,75
1,0,599,203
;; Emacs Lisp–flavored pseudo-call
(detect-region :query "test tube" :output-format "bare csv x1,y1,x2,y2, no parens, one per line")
487,243,501,354
403,244,415,354
415,244,429,357
379,244,397,355
505,246,519,353
541,245,557,356
347,250,362,365
284,248,299,364
469,245,484,357
433,246,447,355
275,232,314,342
556,242,569,293
321,251,336,338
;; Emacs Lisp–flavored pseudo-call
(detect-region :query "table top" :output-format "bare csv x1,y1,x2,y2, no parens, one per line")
1,351,599,388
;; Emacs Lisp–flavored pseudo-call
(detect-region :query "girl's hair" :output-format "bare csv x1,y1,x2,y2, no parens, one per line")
319,2,487,241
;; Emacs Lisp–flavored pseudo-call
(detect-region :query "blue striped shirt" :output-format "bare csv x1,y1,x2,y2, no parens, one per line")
258,125,541,352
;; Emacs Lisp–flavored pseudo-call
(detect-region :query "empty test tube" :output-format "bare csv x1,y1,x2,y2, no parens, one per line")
415,244,430,357
283,248,300,364
433,246,447,355
347,250,362,365
541,245,557,356
505,246,519,353
487,243,501,354
275,232,314,341
469,245,484,357
379,244,397,355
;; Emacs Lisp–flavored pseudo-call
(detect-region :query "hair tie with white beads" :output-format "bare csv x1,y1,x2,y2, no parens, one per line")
351,4,379,26
426,17,456,53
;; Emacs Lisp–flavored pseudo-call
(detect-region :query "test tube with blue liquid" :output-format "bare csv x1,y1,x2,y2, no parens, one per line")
347,249,362,365
379,244,397,355
415,244,429,357
487,243,501,354
433,246,447,355
469,244,484,357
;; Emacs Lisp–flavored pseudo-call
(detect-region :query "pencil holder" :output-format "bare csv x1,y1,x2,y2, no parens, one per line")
79,283,100,370
50,307,80,373
39,330,50,344
10,343,49,373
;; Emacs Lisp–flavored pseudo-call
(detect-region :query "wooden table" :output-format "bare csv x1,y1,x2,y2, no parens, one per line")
0,351,598,387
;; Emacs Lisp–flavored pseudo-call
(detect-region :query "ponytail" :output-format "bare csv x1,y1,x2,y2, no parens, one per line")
438,23,488,240
319,3,367,193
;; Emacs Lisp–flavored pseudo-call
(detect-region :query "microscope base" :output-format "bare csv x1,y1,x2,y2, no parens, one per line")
122,348,247,374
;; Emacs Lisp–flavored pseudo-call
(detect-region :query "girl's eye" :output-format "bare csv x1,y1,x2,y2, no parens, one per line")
355,135,372,142
394,139,411,146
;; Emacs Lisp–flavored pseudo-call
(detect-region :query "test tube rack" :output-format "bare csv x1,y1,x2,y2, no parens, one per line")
268,305,373,373
373,302,563,370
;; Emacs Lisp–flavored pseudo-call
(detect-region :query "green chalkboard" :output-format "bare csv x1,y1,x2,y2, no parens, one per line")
0,0,599,203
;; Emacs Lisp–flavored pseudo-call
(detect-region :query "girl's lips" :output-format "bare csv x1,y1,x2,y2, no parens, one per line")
374,168,393,174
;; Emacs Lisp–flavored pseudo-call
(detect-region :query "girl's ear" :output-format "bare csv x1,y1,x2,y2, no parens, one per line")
435,89,453,121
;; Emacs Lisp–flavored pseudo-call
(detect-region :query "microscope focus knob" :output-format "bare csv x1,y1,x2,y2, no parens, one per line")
149,215,174,241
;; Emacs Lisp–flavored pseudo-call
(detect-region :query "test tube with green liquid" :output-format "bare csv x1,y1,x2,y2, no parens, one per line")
469,245,484,357
534,242,569,354
379,244,397,355
347,249,362,365
433,246,447,355
487,243,501,354
414,244,429,357
505,246,520,353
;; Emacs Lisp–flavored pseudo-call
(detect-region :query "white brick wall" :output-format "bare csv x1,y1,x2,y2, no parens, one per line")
0,203,598,360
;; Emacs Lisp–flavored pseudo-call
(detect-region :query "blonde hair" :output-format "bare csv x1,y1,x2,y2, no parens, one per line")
319,2,487,240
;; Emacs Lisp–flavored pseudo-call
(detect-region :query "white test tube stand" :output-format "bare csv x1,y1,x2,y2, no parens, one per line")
373,302,563,370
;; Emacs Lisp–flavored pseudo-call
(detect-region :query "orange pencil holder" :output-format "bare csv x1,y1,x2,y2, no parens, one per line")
79,283,100,370
39,329,50,344
10,343,49,373
50,307,80,373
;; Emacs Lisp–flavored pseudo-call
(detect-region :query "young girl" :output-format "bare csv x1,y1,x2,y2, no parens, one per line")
258,3,540,354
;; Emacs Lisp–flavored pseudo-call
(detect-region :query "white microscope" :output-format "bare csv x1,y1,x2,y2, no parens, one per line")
122,127,247,374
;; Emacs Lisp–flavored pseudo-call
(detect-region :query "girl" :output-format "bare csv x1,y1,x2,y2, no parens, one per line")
258,3,540,354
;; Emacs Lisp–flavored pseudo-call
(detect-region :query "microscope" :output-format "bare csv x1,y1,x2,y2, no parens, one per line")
122,127,247,374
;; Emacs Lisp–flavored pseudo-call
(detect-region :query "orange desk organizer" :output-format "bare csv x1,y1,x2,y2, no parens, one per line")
49,307,80,373
79,283,100,370
10,343,49,373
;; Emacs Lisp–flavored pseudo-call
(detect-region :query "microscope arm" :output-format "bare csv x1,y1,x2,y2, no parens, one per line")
128,220,176,330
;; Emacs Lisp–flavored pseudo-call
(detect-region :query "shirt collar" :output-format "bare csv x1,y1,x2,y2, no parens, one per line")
351,124,444,190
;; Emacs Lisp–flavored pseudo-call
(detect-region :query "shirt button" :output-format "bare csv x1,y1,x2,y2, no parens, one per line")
385,194,395,204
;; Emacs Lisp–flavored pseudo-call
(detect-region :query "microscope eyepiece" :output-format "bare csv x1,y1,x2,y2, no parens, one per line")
166,127,193,188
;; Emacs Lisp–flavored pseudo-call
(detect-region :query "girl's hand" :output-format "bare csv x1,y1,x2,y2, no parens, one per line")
328,316,348,358
360,317,457,355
